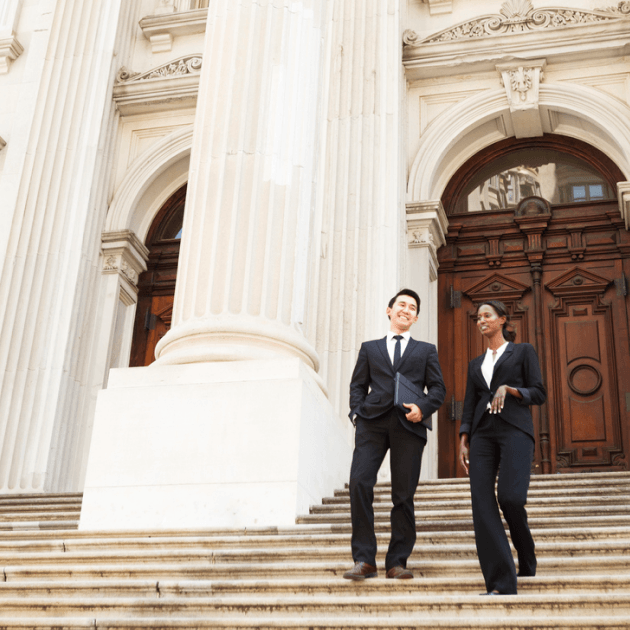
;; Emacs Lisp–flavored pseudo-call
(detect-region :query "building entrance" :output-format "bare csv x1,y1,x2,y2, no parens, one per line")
437,136,630,477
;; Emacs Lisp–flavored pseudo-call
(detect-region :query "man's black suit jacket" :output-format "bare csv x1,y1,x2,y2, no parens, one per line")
459,342,546,440
349,337,446,440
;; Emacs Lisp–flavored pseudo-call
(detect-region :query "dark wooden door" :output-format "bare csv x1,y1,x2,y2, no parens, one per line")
436,137,630,477
129,185,185,367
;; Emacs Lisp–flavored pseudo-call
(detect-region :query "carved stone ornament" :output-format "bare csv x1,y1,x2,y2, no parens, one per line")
102,254,139,285
405,0,630,45
116,55,202,83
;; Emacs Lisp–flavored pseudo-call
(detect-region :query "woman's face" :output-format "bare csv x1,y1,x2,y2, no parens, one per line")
476,304,507,338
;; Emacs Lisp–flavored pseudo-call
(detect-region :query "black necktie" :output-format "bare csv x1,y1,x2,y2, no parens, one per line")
393,335,403,367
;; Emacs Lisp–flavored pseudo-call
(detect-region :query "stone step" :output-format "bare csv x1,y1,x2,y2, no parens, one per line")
298,503,630,524
0,525,624,554
0,519,79,531
311,494,630,513
0,510,80,522
329,484,630,502
0,574,625,598
4,554,630,581
0,618,629,630
0,592,627,618
0,537,628,566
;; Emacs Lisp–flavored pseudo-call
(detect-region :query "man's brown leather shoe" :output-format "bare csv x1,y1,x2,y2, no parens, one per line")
343,562,377,580
386,566,414,579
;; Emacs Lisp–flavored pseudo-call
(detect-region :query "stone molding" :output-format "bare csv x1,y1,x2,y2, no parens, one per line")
0,33,23,74
403,3,630,81
139,8,208,53
113,55,202,115
422,0,452,15
406,201,449,282
407,1,630,45
101,230,150,289
496,59,546,138
407,82,630,202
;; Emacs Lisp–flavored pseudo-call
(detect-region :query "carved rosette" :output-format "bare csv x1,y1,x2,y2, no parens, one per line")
101,230,150,289
410,0,630,45
116,55,202,84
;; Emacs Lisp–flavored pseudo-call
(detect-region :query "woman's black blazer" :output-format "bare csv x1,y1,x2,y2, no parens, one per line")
459,342,546,440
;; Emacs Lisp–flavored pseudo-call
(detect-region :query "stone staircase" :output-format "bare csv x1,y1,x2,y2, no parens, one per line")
0,473,628,628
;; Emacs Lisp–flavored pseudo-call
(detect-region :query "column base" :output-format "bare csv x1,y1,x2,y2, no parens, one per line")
79,359,351,530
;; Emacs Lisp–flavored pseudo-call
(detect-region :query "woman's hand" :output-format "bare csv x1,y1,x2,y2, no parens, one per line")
459,434,470,475
490,385,509,414
491,384,523,413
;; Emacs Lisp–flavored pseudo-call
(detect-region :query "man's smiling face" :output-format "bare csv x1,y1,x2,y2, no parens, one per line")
386,295,419,334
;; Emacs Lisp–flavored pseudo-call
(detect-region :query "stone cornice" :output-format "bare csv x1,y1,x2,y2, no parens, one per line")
0,33,23,74
113,55,202,116
406,1,630,45
139,8,208,53
403,1,630,80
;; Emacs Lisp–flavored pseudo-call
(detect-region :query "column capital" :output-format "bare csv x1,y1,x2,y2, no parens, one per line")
101,230,149,291
406,201,448,282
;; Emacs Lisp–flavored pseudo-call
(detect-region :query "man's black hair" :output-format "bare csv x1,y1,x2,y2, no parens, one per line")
388,289,420,313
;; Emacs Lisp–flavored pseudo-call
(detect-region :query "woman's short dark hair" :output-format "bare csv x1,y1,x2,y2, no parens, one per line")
389,289,420,313
476,300,517,342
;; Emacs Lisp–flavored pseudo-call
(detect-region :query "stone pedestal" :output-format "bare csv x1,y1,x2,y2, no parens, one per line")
80,359,351,529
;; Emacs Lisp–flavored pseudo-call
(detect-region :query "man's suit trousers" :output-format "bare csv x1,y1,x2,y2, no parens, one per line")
469,412,536,594
349,409,426,571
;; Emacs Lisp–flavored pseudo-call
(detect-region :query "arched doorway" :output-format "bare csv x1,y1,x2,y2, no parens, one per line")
129,184,186,367
437,135,630,477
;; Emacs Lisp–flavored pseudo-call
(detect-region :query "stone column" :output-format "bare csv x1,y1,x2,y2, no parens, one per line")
153,0,322,376
0,0,129,493
406,201,448,479
80,0,353,530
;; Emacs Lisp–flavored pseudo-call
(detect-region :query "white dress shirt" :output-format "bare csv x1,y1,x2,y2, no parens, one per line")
481,340,509,408
387,330,411,365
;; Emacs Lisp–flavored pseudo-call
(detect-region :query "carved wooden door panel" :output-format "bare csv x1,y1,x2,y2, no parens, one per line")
544,266,629,471
437,197,630,477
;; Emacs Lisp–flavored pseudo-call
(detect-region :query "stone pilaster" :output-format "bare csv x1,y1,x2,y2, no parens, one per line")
406,201,448,480
99,231,149,376
618,181,630,230
154,0,323,379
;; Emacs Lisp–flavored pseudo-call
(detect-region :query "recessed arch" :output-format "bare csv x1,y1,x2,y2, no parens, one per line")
408,82,630,203
105,126,193,242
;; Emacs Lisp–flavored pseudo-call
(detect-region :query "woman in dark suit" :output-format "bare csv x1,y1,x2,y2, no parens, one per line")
459,300,546,595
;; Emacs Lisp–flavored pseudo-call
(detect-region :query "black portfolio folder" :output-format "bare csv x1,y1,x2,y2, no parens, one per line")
394,372,432,431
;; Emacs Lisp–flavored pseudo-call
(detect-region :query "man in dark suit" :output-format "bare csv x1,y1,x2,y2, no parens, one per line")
343,289,446,580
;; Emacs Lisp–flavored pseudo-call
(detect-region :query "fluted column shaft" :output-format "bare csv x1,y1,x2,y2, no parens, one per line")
308,0,405,413
155,0,327,372
0,0,135,492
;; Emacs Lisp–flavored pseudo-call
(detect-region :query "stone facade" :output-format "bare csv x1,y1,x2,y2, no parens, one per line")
0,0,629,527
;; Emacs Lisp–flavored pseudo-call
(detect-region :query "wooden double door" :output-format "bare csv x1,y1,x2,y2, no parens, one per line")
437,196,630,477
